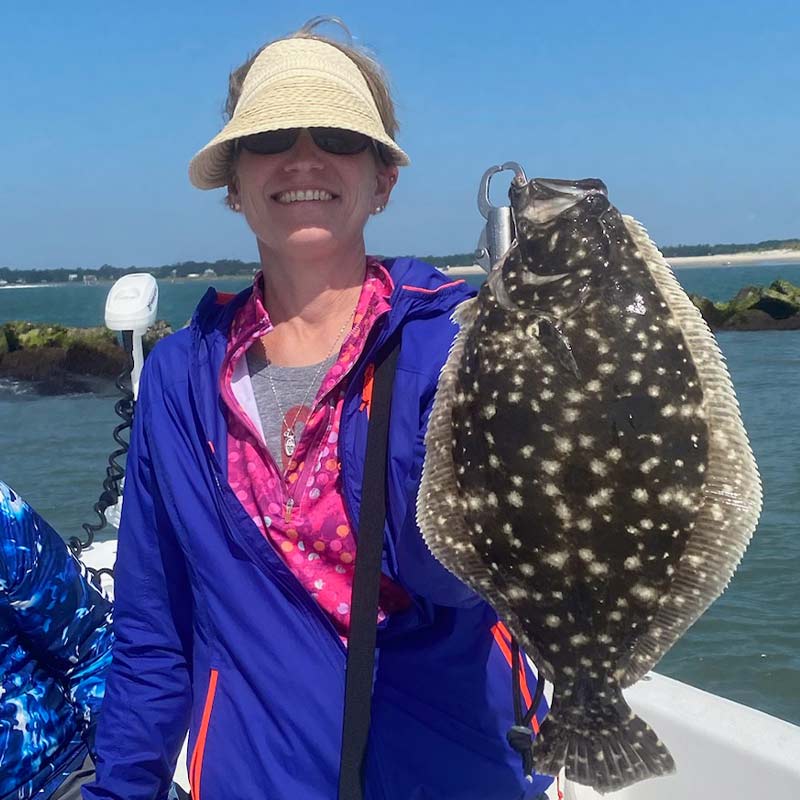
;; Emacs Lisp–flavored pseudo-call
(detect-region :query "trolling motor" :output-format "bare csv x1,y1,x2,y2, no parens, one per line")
474,161,527,271
68,274,158,576
104,273,159,400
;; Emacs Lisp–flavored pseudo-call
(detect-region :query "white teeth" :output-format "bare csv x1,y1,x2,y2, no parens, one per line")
276,189,334,203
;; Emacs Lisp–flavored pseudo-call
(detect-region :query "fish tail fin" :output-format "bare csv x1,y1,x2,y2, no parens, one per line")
532,684,675,793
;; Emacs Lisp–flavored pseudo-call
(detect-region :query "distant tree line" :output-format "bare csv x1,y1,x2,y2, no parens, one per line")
0,260,262,285
2,239,799,284
660,239,800,257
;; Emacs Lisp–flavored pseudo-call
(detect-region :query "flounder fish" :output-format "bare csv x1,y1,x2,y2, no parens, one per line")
417,177,762,793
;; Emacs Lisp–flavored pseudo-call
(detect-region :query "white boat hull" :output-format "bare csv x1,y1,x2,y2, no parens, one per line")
546,671,800,799
80,542,800,798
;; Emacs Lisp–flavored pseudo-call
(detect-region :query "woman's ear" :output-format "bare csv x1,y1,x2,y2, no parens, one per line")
373,165,398,213
227,180,241,212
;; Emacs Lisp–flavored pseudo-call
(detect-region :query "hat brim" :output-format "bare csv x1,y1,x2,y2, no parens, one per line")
189,80,409,189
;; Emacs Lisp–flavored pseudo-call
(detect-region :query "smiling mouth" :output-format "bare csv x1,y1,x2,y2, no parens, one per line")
274,189,337,204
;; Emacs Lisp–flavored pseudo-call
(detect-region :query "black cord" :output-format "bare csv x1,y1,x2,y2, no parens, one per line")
68,330,135,587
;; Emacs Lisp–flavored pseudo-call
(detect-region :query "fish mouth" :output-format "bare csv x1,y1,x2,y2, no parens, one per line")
512,178,608,224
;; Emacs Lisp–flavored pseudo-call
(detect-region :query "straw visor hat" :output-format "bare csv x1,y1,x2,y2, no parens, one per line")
189,38,410,189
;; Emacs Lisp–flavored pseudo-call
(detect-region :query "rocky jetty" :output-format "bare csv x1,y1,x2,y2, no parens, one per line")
0,321,173,394
690,280,800,331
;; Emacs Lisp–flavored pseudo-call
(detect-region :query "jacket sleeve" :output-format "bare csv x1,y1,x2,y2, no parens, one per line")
0,481,113,747
83,360,194,800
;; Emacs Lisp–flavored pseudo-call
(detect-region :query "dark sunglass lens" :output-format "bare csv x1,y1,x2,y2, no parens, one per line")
310,128,370,155
240,129,300,155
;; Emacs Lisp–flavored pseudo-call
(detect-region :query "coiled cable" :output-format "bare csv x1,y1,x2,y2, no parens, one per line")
69,330,135,587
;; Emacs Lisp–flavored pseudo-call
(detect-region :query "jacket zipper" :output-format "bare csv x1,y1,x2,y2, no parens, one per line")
208,462,346,652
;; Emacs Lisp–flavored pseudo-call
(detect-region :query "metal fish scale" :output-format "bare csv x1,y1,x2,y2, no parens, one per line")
417,177,762,793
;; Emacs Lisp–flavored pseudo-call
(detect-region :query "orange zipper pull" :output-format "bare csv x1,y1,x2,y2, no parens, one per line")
360,362,375,418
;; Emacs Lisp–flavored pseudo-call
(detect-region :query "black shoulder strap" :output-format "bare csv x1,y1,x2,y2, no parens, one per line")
338,343,400,800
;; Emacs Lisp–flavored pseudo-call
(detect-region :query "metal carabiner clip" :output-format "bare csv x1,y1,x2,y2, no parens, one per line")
475,161,528,272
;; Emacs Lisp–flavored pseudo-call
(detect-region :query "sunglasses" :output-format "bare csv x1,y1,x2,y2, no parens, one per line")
238,128,373,157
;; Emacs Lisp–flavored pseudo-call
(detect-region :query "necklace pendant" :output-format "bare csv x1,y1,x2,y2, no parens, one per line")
283,428,296,457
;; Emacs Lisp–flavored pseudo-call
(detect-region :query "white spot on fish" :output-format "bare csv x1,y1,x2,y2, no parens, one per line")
587,488,613,508
544,551,569,568
555,437,573,454
640,457,661,474
631,584,658,601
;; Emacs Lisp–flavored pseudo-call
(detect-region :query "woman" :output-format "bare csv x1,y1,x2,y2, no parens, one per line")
0,481,112,800
84,19,551,800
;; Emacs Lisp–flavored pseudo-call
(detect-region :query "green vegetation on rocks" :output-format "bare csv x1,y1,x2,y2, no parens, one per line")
690,280,800,331
0,320,173,394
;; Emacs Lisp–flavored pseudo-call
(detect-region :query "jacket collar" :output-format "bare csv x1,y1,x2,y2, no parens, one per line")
190,257,475,353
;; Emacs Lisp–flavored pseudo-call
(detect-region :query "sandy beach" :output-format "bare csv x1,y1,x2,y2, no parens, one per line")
666,248,800,268
442,249,800,277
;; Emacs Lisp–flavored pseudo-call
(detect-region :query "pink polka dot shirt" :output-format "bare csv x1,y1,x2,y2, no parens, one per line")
220,260,411,637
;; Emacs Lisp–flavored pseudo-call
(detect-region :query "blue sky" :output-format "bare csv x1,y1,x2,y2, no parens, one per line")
1,0,798,269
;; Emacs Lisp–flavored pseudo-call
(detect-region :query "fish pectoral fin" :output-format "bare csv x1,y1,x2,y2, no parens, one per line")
536,317,581,380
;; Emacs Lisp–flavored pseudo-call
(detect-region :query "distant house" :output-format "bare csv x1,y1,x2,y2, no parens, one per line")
203,268,217,278
0,279,8,286
83,275,98,285
68,274,79,281
186,273,201,279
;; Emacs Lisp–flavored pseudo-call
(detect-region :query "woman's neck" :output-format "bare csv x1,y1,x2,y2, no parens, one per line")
256,240,367,367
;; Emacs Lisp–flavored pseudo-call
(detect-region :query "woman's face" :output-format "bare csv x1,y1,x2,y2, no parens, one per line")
230,130,398,260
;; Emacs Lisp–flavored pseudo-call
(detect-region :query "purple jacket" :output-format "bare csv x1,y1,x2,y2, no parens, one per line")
84,258,551,800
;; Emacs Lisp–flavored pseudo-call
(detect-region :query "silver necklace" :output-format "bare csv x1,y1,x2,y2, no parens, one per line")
265,315,352,459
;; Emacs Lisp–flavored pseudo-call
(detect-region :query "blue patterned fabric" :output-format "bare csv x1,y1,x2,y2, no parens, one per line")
0,481,113,800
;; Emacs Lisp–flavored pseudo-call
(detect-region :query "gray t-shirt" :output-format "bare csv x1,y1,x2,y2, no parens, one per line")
247,347,336,470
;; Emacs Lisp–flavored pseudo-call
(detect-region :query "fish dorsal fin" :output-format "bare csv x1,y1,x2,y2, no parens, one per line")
618,215,763,686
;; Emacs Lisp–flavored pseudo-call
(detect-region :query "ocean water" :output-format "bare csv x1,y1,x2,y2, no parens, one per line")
1,264,798,726
3,261,800,329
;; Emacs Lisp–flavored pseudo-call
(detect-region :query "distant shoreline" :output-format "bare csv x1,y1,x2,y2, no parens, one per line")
666,249,800,268
3,250,800,288
441,249,800,277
